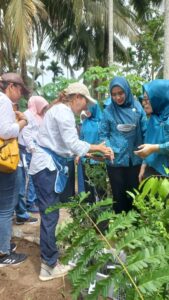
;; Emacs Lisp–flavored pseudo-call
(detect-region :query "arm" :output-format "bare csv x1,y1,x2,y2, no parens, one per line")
57,109,114,159
134,144,159,159
99,111,111,147
138,163,147,182
21,113,36,151
0,98,20,139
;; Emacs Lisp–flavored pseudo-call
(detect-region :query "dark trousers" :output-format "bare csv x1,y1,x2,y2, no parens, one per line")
107,165,141,214
32,168,59,267
60,160,75,203
144,166,161,178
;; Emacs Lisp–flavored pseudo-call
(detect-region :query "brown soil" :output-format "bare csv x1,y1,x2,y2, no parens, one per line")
0,210,73,300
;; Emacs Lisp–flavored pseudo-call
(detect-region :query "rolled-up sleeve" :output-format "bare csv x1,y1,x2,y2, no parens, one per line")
0,96,19,139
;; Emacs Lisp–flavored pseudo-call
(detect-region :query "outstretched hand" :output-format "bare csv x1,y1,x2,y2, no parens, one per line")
98,142,114,160
134,144,159,159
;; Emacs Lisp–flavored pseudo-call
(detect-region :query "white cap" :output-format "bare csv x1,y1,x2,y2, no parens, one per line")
65,82,96,105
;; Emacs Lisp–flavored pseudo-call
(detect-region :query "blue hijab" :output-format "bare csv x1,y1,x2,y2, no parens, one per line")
109,76,136,124
143,79,169,175
80,102,102,144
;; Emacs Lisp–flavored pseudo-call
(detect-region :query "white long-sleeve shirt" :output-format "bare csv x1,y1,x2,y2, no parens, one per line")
18,110,39,151
29,103,90,174
0,92,19,139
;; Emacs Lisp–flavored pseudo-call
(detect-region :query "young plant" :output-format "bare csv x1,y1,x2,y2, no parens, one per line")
53,176,169,300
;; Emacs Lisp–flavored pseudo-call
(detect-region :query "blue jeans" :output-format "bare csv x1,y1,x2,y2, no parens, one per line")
32,168,60,266
16,148,37,218
25,152,37,207
0,169,19,254
15,167,30,219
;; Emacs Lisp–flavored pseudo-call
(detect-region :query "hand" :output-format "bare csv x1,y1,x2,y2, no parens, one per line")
75,156,80,164
89,154,105,161
15,111,28,123
98,143,114,160
138,164,147,183
134,144,159,159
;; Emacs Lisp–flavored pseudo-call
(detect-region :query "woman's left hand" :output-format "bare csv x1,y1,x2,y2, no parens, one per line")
134,144,159,158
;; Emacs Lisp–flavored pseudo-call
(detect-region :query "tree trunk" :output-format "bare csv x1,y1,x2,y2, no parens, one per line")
108,0,113,66
31,28,44,88
163,0,169,79
20,57,28,85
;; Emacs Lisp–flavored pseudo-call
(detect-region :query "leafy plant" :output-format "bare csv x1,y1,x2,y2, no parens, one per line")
55,176,169,300
83,65,145,105
36,76,76,102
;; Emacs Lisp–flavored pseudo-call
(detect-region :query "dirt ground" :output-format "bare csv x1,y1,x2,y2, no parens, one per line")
0,210,73,300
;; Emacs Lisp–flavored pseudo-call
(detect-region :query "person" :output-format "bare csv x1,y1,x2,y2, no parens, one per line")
15,96,49,224
79,102,104,202
99,76,147,214
138,94,153,117
0,72,29,266
134,80,169,180
29,82,113,281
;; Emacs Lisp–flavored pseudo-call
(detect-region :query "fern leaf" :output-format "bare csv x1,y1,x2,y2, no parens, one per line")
96,211,115,224
116,227,152,252
126,245,167,274
138,267,169,295
106,210,139,240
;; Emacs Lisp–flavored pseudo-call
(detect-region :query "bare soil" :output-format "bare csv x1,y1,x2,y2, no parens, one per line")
0,210,72,300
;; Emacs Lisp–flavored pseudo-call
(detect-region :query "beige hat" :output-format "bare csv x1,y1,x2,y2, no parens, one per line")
65,82,96,105
0,72,30,97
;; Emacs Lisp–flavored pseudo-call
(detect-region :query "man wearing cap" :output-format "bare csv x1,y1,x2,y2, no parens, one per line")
29,82,114,281
0,72,29,267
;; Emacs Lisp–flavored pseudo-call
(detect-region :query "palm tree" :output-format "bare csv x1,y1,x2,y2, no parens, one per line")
164,0,169,78
39,50,49,85
0,0,47,82
46,61,63,82
108,0,114,65
48,0,138,71
130,0,169,79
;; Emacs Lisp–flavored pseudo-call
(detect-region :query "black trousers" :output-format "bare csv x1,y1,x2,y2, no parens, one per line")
107,164,141,214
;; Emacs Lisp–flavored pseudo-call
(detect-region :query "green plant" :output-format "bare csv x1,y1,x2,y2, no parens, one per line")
54,176,169,300
36,77,76,102
83,65,145,105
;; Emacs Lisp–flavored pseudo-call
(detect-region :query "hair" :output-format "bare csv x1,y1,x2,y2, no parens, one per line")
47,91,76,111
0,81,9,91
0,81,20,92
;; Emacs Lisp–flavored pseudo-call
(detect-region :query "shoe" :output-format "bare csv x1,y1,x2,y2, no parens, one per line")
0,252,27,267
10,243,17,253
16,216,38,225
39,262,71,281
27,204,39,213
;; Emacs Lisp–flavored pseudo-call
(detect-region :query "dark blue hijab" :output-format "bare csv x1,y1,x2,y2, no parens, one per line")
109,76,136,124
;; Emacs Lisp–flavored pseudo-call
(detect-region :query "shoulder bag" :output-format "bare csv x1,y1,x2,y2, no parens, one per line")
0,138,20,173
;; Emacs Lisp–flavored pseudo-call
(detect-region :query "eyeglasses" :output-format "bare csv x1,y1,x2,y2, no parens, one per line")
111,91,125,98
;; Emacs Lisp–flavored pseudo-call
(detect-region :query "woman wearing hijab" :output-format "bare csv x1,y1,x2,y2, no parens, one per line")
79,102,103,202
99,76,147,213
134,80,169,179
16,96,49,224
